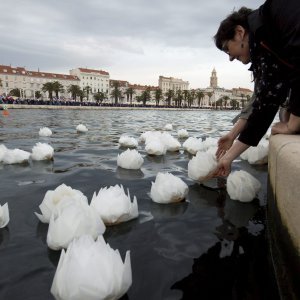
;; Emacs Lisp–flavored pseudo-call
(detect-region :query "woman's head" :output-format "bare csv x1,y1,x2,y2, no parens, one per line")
214,7,253,64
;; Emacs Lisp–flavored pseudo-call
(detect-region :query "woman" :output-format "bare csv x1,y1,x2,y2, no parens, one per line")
212,0,300,177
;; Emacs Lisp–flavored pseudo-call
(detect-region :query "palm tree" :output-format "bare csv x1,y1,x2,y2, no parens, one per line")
52,81,64,99
223,95,230,108
188,89,196,107
138,88,151,106
206,91,213,108
182,90,189,107
154,88,163,106
9,88,21,97
42,82,54,100
175,89,183,107
124,87,135,105
110,81,122,105
195,89,205,108
230,99,239,110
240,93,245,108
78,89,85,102
94,92,107,104
216,98,223,109
246,94,251,105
165,89,174,106
35,91,42,99
67,84,81,101
83,85,92,101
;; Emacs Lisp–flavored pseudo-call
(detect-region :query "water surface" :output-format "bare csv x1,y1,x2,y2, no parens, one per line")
0,109,278,299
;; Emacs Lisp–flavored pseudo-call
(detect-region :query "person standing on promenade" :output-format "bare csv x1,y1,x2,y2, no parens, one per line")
212,0,300,176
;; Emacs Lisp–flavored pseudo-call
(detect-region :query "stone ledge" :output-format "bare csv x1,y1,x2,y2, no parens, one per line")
268,134,300,299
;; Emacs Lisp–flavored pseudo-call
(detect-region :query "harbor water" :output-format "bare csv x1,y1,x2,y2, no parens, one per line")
0,108,279,299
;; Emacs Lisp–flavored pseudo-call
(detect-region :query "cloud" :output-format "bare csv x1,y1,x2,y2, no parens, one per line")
0,0,263,89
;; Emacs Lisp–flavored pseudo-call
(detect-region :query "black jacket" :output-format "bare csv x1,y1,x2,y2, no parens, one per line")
238,0,300,146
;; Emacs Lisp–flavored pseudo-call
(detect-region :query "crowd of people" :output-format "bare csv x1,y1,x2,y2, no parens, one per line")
0,96,241,110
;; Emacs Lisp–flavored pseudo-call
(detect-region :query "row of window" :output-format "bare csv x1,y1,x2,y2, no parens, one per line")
81,76,109,82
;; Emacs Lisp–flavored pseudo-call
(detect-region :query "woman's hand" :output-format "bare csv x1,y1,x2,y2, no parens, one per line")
272,114,300,135
211,157,232,177
271,122,292,135
215,133,234,159
215,118,248,159
211,140,250,178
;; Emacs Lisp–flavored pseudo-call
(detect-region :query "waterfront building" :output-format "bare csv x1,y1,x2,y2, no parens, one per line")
69,67,110,100
0,65,79,99
158,76,189,93
232,87,253,98
109,79,129,104
210,67,218,89
129,84,157,105
202,68,253,108
0,63,253,107
109,80,158,105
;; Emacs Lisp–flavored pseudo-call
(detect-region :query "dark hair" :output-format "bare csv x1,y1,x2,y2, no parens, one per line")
214,7,253,50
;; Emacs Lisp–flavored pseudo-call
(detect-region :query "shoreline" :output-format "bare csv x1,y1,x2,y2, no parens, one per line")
4,104,235,112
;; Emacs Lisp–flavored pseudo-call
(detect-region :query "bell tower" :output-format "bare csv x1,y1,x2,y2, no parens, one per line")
210,68,218,88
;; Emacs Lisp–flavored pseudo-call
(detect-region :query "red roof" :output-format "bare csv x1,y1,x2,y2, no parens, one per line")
232,87,253,93
129,84,158,91
78,68,109,75
0,65,79,81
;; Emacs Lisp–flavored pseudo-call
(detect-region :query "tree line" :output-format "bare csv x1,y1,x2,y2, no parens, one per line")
4,79,250,109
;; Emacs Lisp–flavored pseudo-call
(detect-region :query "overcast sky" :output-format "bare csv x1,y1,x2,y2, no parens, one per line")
0,0,264,90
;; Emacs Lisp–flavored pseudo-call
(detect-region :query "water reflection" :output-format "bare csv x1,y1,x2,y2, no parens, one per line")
150,201,189,219
0,227,10,246
171,230,252,300
171,200,275,300
47,248,62,267
115,167,144,180
36,222,48,245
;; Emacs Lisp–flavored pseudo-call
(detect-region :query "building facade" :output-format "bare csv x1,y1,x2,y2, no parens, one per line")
0,64,253,107
158,76,189,93
0,65,79,99
109,80,158,105
202,68,253,108
210,67,218,88
69,68,110,98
